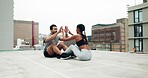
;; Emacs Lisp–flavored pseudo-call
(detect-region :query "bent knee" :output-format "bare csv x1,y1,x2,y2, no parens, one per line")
50,44,56,46
70,45,74,47
47,44,56,49
58,42,66,46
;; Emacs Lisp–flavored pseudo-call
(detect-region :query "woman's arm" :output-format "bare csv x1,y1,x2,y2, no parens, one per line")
60,29,76,41
61,35,76,41
65,26,73,35
68,29,73,35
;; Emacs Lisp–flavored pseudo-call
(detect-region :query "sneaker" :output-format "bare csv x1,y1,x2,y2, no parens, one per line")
61,53,70,58
70,52,76,57
57,55,61,59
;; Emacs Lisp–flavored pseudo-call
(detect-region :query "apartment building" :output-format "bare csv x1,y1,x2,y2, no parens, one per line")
91,18,128,52
128,1,148,52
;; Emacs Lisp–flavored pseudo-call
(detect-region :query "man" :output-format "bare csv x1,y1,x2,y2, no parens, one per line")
43,24,68,58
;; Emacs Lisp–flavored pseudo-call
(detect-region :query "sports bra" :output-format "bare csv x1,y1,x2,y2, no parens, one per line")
76,38,88,47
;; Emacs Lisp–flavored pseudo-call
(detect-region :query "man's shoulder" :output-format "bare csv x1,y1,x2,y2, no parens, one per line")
48,33,60,39
56,35,61,39
48,33,52,36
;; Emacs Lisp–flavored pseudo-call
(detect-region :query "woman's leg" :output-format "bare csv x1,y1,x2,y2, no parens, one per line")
64,45,81,58
58,44,75,58
64,45,91,61
79,49,92,61
63,45,74,55
65,45,82,57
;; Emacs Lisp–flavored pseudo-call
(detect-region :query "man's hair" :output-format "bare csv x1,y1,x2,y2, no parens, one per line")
50,24,57,30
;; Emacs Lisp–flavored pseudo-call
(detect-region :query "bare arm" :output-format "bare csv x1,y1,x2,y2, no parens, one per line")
45,27,62,42
45,32,59,42
68,29,73,35
61,35,77,41
65,26,73,35
60,28,76,41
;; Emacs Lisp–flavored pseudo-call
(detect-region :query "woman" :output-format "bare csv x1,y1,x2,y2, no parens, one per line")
60,24,92,61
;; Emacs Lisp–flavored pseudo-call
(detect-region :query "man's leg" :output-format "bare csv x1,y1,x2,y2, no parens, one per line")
46,43,70,58
57,41,68,51
47,44,62,56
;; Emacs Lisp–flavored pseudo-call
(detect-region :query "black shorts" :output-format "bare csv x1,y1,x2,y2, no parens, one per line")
43,49,58,58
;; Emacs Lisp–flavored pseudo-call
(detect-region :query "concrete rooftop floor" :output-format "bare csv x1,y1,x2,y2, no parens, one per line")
0,50,148,78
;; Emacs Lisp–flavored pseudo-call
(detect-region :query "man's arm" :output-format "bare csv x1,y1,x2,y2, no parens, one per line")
45,27,62,42
45,32,60,42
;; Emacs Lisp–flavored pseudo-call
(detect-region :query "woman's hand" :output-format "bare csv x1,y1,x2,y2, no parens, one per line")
64,26,68,33
68,29,73,35
58,26,63,33
65,26,73,35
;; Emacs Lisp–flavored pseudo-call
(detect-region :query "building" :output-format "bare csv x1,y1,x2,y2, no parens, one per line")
128,1,148,52
91,18,128,52
0,0,14,50
87,36,96,50
13,20,39,47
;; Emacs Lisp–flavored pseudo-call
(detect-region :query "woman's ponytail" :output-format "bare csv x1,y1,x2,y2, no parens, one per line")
77,24,88,44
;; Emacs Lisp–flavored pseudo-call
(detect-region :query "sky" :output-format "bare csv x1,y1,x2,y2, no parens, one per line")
13,0,143,36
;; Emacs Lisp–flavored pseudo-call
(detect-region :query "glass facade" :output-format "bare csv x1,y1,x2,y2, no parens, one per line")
134,9,143,52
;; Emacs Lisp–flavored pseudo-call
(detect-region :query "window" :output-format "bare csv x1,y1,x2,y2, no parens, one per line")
134,39,143,52
134,10,139,23
134,24,143,37
134,9,142,23
139,10,142,22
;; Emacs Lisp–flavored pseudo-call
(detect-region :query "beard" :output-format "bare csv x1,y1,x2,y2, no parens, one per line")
52,31,57,34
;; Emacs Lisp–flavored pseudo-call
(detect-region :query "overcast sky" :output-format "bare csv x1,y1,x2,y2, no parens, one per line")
13,0,143,35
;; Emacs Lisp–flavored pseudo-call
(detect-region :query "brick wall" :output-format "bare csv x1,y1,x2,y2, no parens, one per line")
13,20,39,47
